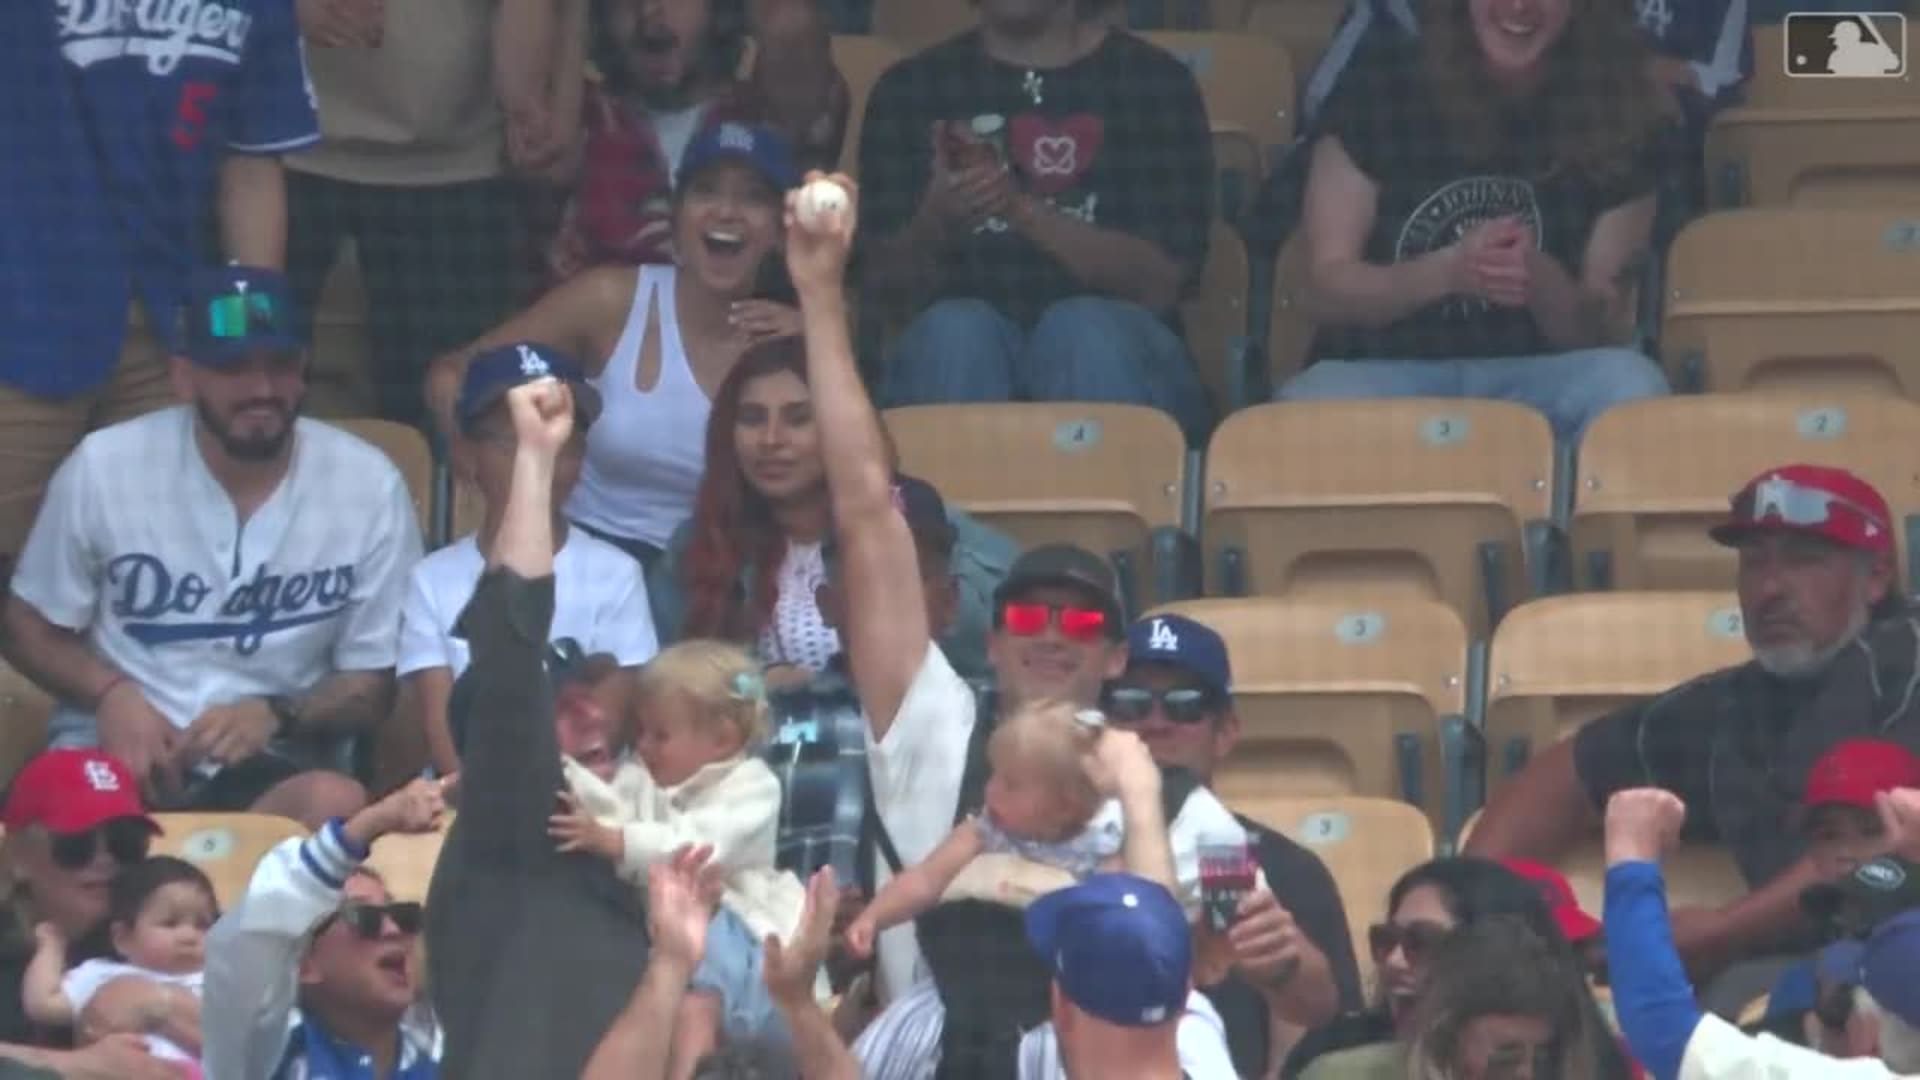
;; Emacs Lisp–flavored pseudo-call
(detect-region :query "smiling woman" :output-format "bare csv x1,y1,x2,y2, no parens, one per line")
425,123,804,572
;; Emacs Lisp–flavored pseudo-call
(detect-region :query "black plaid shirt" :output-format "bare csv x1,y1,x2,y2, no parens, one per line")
1311,34,1662,362
857,28,1214,325
1575,609,1920,888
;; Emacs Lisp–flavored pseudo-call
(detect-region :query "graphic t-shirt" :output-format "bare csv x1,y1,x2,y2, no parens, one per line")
858,29,1214,326
1312,36,1659,362
2,0,320,398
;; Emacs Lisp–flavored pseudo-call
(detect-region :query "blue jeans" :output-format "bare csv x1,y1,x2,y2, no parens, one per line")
885,297,1214,445
1276,348,1670,442
691,908,792,1047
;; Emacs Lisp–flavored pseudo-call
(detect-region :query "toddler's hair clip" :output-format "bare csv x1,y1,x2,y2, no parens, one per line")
1073,709,1107,731
731,670,768,703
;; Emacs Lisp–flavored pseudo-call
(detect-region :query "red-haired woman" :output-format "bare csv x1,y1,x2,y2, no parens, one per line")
649,343,1014,682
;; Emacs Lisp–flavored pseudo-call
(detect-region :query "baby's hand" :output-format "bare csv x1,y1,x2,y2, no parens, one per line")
843,915,877,961
33,922,64,951
548,792,622,861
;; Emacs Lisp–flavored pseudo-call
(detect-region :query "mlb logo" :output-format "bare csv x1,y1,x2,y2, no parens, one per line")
1784,12,1907,77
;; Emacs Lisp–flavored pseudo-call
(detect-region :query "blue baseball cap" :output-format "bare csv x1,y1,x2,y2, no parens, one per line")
183,266,304,368
456,342,603,435
1025,873,1191,1028
1125,614,1232,697
1862,910,1920,1027
676,121,801,192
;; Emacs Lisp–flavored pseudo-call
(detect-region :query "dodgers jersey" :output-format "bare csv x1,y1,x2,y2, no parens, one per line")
11,407,423,739
0,0,320,399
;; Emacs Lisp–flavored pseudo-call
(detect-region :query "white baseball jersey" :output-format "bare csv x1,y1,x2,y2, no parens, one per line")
12,407,423,738
397,531,659,679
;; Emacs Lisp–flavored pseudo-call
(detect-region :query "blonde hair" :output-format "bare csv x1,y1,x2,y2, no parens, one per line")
987,699,1104,821
635,639,769,747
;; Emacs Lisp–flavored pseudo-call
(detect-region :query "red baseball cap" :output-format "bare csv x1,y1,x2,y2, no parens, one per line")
1803,739,1920,811
1709,464,1893,556
1503,859,1602,943
0,750,157,835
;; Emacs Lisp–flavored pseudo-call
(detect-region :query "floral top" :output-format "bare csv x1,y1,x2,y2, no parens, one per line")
974,799,1124,879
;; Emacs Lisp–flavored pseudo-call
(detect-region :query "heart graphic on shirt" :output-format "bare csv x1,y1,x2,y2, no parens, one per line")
1009,114,1104,196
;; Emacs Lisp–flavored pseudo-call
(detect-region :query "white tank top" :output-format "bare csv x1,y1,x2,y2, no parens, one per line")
566,266,712,549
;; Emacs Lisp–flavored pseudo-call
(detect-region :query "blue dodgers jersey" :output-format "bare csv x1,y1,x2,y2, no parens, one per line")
0,0,320,400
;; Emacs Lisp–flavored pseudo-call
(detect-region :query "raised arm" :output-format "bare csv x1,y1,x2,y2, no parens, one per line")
783,175,931,738
423,267,631,441
22,926,73,1027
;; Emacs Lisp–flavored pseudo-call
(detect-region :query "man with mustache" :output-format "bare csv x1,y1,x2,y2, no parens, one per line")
1469,464,1919,1011
4,266,422,830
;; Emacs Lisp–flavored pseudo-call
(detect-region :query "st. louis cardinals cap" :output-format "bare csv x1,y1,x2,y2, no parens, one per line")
2,750,158,835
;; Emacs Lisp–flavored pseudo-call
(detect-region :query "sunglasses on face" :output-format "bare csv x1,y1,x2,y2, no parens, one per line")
317,901,425,941
49,819,152,870
999,602,1110,644
1367,920,1452,966
1103,685,1218,725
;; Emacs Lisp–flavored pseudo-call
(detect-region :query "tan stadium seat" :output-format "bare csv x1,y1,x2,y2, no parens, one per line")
1484,592,1749,780
1457,809,1745,921
1181,221,1253,412
367,816,452,903
0,662,55,794
886,402,1188,614
306,244,377,420
329,418,435,538
1570,395,1920,591
1142,31,1296,220
153,813,307,911
1706,23,1920,208
1662,209,1920,397
829,35,906,177
1245,0,1354,84
1233,795,1434,984
872,0,975,50
1203,399,1555,638
1151,596,1471,828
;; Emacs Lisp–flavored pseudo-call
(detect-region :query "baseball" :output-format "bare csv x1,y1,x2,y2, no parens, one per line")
796,178,850,230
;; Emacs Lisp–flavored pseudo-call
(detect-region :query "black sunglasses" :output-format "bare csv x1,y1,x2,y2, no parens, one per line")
1102,685,1220,725
317,901,425,940
1367,920,1453,966
50,819,152,870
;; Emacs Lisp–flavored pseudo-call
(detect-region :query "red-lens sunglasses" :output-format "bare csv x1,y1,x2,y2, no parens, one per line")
1000,602,1110,643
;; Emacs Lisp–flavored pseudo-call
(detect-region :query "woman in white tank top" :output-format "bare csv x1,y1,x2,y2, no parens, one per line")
425,123,806,569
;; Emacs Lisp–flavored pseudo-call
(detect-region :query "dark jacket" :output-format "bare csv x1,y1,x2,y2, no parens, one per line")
426,569,652,1080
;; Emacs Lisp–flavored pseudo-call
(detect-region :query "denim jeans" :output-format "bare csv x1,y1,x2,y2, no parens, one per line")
1275,347,1671,442
884,297,1214,445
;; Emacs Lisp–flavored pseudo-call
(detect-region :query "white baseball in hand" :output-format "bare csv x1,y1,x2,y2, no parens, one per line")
796,178,850,230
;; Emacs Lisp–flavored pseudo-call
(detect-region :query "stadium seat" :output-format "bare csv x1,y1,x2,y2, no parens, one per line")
330,418,436,539
367,816,451,902
306,244,377,420
1181,221,1255,413
1141,31,1296,220
1570,395,1920,591
871,0,975,50
1483,592,1749,779
0,661,54,793
885,402,1190,614
1244,0,1354,84
1202,399,1556,638
1232,794,1435,983
1706,23,1920,208
153,813,307,911
1458,809,1745,921
1151,596,1473,829
1662,209,1920,396
829,35,907,177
